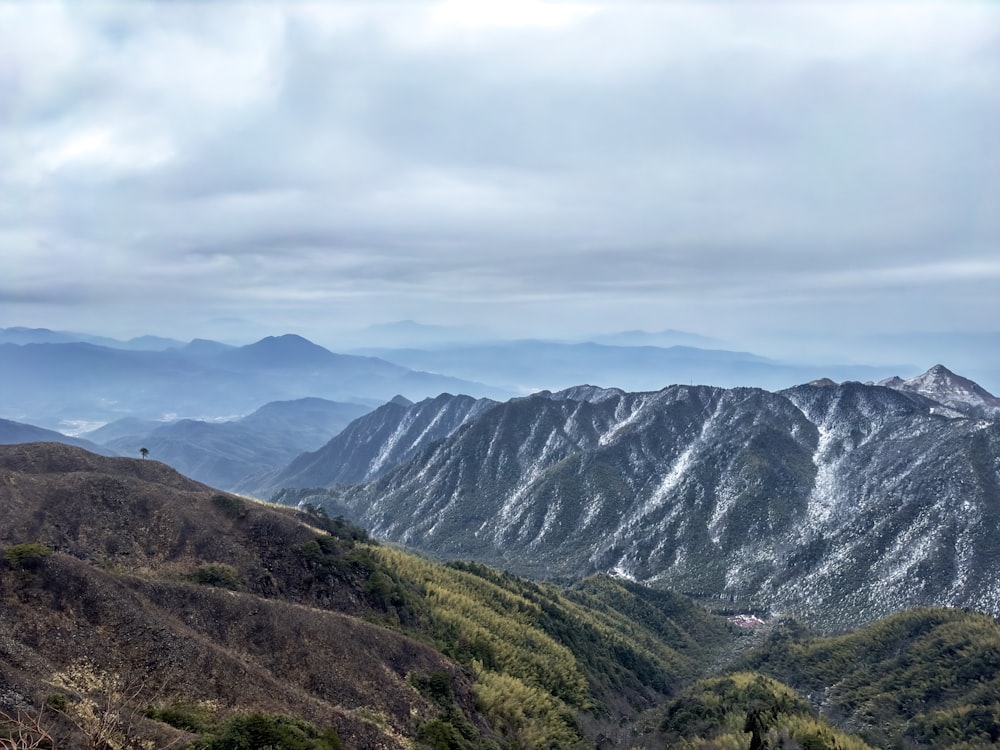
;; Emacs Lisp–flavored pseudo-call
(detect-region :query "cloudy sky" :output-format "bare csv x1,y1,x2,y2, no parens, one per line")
2,1,998,358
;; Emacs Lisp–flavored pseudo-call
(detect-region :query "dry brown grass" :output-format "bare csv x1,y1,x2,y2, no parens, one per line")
0,443,492,750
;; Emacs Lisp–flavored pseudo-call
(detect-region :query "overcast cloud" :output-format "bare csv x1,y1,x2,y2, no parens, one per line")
2,1,999,359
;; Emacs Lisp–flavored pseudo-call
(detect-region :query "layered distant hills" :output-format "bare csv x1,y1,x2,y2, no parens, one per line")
0,332,505,432
349,339,908,394
0,325,928,435
86,397,374,489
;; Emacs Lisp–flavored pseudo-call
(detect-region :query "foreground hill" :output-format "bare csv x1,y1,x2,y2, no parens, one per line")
279,369,1000,629
0,443,738,749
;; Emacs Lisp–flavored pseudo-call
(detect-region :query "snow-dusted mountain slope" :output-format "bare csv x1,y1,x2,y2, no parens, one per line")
880,364,1000,419
278,369,1000,629
240,393,498,497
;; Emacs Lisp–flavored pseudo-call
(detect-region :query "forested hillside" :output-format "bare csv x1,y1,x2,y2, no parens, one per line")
738,608,1000,748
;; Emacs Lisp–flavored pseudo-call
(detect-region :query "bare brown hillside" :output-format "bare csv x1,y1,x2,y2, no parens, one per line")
0,443,493,750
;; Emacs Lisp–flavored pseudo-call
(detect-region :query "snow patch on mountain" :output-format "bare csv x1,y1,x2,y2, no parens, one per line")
882,364,1000,418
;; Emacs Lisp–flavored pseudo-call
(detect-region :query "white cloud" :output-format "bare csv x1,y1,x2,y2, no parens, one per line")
0,1,997,351
428,0,598,31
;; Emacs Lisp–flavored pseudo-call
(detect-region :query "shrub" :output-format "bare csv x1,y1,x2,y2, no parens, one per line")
146,701,217,733
196,712,343,750
416,718,467,749
4,542,54,570
189,563,242,591
212,495,248,519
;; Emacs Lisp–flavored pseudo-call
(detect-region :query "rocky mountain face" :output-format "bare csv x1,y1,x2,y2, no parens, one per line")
242,393,498,497
287,367,1000,629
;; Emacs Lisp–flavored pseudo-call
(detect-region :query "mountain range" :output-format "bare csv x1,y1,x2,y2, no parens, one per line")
270,365,1000,630
0,442,736,749
0,326,186,350
3,323,999,633
350,339,912,394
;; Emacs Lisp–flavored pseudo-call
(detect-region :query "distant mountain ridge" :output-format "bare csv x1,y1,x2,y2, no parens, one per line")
0,326,186,349
278,366,1000,629
0,418,116,456
86,397,373,490
353,339,913,394
0,334,507,431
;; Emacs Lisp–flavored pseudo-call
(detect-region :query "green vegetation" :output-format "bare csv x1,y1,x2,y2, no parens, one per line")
212,494,248,519
147,700,217,734
364,548,736,747
3,541,54,570
473,668,583,749
656,672,874,750
299,504,370,543
740,608,1000,748
188,563,243,590
195,712,343,750
375,545,590,747
410,671,498,750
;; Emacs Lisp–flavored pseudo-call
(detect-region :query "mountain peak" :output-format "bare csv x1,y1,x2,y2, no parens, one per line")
808,377,839,387
907,364,996,398
221,334,338,367
250,333,322,350
881,364,1000,417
